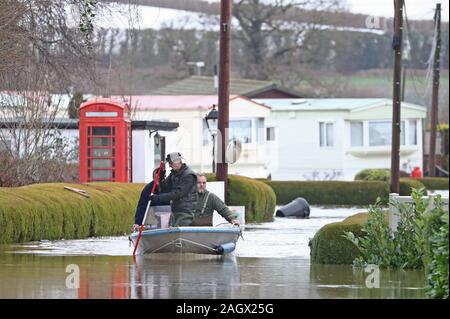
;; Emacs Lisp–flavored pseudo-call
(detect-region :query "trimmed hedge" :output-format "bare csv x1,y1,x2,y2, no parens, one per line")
261,179,427,206
417,177,449,190
206,174,276,223
399,178,427,196
0,183,144,244
310,212,388,264
0,176,276,244
262,180,390,206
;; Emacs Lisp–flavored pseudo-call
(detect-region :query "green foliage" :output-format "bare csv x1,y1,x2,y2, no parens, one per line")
310,217,366,264
354,169,427,196
399,178,427,196
354,169,391,182
417,177,450,191
263,180,390,206
425,206,449,299
0,182,143,244
344,189,428,269
206,174,276,223
342,189,449,298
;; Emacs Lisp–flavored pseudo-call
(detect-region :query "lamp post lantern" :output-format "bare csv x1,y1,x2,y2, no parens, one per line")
205,105,219,173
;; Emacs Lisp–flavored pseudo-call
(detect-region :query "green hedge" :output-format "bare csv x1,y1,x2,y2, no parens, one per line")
261,179,428,206
0,176,276,244
0,183,144,244
399,178,427,196
262,180,390,206
206,174,276,223
416,177,449,190
310,212,388,264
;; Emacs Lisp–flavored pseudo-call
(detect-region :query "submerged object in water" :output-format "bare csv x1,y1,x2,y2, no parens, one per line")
276,197,310,218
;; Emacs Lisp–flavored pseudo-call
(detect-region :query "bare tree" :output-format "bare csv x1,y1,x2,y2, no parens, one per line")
0,66,79,186
0,0,101,186
0,0,101,91
231,0,342,80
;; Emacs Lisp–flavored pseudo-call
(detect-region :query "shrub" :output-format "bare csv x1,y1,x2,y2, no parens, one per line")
399,178,427,196
263,180,390,206
0,183,144,244
417,177,449,190
354,169,427,196
343,189,449,298
310,212,378,264
426,212,449,299
344,193,427,269
206,174,276,223
354,169,391,182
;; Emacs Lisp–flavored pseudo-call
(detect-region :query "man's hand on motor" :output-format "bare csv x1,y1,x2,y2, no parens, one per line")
131,224,140,232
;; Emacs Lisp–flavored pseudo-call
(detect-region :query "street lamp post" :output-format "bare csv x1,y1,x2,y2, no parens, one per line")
205,105,219,173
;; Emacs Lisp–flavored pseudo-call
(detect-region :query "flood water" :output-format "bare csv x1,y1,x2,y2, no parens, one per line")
0,206,427,299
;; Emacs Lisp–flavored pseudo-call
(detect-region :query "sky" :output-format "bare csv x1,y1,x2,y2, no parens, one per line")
93,1,449,30
203,0,449,22
345,0,449,22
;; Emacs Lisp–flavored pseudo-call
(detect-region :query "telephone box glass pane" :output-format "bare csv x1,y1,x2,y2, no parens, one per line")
92,170,112,179
92,148,111,157
92,159,112,169
92,127,111,136
92,137,111,146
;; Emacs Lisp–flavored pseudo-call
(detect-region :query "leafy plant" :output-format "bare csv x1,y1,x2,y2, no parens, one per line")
343,188,449,298
343,198,395,268
426,211,449,299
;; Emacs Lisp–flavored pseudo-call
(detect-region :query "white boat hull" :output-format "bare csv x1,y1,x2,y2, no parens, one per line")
130,226,241,255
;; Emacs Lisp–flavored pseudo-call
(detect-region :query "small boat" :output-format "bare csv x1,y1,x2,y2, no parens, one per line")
129,226,241,255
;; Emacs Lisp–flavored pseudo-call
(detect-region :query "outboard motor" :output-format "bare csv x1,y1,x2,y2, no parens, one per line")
215,242,236,255
276,197,310,218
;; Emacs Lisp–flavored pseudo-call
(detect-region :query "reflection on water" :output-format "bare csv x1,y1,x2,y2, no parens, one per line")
310,264,425,299
0,206,427,298
0,253,425,299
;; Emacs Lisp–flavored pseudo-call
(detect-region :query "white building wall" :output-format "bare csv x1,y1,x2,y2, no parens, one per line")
342,118,424,181
266,106,426,181
268,112,347,181
132,130,154,183
133,103,270,178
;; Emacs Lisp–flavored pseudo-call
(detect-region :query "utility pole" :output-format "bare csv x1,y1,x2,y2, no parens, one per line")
429,3,441,177
390,0,404,194
217,0,231,203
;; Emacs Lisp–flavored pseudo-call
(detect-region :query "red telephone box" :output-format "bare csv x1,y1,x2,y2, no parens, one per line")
79,98,131,183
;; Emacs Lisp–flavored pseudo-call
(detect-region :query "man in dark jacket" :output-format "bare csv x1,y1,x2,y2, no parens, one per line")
132,168,170,231
149,152,198,227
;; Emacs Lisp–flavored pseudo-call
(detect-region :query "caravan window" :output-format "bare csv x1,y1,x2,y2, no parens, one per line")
319,122,334,147
369,121,405,146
